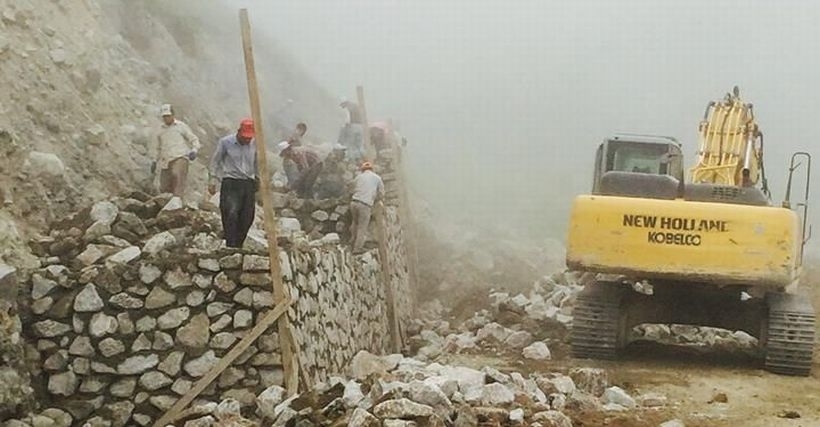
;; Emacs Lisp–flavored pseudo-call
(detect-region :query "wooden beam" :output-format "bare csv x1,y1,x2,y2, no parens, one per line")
239,8,299,396
373,201,402,352
152,299,294,427
356,85,375,161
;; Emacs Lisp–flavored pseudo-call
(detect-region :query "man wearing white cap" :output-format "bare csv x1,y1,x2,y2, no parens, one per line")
153,104,201,196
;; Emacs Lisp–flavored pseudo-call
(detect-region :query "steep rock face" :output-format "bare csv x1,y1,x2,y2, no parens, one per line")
0,0,338,263
0,266,33,419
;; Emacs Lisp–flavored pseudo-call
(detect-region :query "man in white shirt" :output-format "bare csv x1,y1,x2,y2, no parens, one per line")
153,104,201,196
350,161,384,254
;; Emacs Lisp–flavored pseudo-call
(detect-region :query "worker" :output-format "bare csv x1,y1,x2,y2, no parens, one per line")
277,141,323,199
287,122,307,147
349,161,384,254
338,98,365,162
208,119,258,248
152,104,201,196
314,144,349,199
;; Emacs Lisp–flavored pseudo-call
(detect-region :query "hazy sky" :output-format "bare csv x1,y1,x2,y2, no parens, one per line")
233,0,820,239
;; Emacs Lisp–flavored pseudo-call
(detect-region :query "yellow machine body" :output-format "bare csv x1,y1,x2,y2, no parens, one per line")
566,195,801,288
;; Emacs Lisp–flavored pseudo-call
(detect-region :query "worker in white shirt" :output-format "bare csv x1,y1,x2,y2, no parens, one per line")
350,161,384,254
152,104,201,196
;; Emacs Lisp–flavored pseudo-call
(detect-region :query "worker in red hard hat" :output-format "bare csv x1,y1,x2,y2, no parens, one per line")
208,118,258,248
349,160,384,254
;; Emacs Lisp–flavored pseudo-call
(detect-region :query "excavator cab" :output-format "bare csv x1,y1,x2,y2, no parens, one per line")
591,135,684,199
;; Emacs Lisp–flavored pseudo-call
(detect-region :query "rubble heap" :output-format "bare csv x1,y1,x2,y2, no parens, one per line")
163,350,618,427
408,271,587,361
15,190,412,426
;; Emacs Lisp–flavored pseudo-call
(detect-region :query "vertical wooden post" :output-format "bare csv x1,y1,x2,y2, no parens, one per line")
239,9,299,396
374,201,403,352
356,85,376,160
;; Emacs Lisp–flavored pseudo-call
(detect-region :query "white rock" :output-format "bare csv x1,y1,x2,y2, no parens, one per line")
198,258,220,272
89,312,118,337
277,218,301,237
31,274,57,299
142,231,176,255
522,341,551,360
185,350,219,377
234,310,252,328
106,246,141,266
76,245,105,266
139,264,162,284
48,371,78,396
161,197,183,212
532,410,572,427
343,380,366,408
602,386,636,409
98,338,125,357
139,371,173,391
373,398,434,419
164,267,192,289
347,408,378,427
504,330,533,349
660,420,686,427
476,322,511,342
509,408,524,423
73,283,104,312
157,307,190,329
432,365,485,392
118,354,159,375
408,381,452,409
90,201,118,225
349,350,400,380
25,151,65,177
256,385,286,419
479,383,515,406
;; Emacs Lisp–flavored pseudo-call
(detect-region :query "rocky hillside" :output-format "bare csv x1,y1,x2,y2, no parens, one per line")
0,0,340,268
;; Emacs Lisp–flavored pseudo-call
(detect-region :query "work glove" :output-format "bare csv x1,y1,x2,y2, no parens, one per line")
187,151,197,161
150,161,156,174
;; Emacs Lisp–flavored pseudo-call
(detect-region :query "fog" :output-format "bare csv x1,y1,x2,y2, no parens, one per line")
231,0,820,242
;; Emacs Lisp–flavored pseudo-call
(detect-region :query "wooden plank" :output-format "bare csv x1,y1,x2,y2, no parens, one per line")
373,201,402,352
239,8,300,396
151,299,293,427
356,85,375,160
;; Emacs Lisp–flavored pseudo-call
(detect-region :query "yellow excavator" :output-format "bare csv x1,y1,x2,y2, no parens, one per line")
567,87,814,375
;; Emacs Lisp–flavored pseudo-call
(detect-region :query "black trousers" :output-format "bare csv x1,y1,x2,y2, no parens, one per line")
220,178,256,248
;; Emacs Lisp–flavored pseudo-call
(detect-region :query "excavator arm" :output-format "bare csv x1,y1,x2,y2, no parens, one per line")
689,87,769,196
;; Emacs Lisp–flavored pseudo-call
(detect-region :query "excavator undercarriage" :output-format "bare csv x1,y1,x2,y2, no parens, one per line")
570,280,816,375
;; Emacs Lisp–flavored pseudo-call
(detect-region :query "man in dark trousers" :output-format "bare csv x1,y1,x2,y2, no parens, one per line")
208,119,258,248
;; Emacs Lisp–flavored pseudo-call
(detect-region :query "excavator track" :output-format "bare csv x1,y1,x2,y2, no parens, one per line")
764,293,816,376
571,291,623,360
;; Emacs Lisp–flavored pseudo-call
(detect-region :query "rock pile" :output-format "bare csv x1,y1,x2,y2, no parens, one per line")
408,271,586,361
14,191,410,426
216,350,611,427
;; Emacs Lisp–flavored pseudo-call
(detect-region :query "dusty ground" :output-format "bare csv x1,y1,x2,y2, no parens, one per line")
428,265,820,427
439,346,820,427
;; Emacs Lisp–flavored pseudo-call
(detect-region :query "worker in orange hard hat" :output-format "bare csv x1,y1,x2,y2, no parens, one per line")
208,118,258,248
349,160,384,254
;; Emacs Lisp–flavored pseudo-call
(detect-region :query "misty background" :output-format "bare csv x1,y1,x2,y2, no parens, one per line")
231,0,820,244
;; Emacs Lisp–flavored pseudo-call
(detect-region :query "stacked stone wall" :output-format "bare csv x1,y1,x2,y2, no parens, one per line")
18,187,409,426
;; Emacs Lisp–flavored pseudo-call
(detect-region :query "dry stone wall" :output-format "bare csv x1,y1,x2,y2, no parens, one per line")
17,186,411,426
